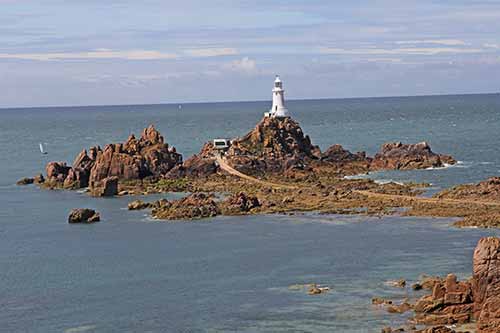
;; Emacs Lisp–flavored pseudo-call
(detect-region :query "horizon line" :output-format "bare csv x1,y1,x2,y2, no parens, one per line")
0,91,498,111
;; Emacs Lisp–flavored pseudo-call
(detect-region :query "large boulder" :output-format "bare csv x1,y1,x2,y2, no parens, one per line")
370,142,456,171
68,208,100,223
90,176,118,197
473,237,500,333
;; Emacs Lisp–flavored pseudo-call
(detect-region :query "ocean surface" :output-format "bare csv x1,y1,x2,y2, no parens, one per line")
1,94,500,332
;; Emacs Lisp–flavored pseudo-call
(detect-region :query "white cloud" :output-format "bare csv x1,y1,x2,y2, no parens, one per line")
484,43,500,49
223,57,257,74
0,48,240,61
0,49,179,61
320,47,484,56
395,39,467,46
184,48,238,57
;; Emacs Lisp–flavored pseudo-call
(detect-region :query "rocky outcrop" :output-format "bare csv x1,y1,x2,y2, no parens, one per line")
413,273,473,325
68,208,100,223
89,125,182,183
152,193,220,220
222,116,321,175
321,144,369,164
370,142,456,171
473,237,500,333
42,125,182,191
221,192,261,214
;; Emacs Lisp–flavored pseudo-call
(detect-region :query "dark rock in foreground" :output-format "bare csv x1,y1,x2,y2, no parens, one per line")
68,208,100,223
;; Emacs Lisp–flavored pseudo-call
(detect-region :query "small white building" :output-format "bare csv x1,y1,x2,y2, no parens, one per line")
265,75,289,118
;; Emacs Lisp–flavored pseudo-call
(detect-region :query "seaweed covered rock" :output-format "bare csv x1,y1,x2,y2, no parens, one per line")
370,142,456,171
222,192,261,214
68,208,100,223
437,177,500,202
152,193,220,220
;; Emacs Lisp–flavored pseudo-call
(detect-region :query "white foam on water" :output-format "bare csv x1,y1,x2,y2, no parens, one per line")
374,179,404,185
64,325,97,333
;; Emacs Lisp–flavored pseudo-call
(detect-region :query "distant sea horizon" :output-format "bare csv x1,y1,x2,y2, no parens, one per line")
1,91,498,110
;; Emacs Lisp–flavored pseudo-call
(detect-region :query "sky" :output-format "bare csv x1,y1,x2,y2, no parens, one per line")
1,0,500,108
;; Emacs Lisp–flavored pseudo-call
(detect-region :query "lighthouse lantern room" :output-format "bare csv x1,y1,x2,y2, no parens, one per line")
266,75,289,118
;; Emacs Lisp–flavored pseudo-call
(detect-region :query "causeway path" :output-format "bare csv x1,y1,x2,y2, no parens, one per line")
215,157,298,189
216,156,500,207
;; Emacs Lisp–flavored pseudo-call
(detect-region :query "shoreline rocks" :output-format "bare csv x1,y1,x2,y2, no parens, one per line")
384,237,500,332
68,209,100,223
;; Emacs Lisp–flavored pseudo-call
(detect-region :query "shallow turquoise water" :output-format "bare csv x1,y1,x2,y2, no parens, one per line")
1,95,500,332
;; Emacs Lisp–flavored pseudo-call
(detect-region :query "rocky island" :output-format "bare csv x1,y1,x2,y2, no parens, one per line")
21,78,500,228
31,110,500,228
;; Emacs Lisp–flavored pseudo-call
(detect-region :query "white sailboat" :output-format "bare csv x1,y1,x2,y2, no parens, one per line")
39,143,47,155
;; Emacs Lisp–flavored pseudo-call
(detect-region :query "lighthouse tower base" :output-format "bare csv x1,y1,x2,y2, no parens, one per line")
266,75,290,118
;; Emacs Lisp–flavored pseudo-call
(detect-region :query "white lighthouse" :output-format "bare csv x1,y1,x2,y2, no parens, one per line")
266,75,289,118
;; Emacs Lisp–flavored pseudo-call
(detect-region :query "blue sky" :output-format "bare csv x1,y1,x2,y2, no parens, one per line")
1,0,500,107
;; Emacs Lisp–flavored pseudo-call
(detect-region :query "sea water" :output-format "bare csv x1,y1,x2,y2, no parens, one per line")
1,94,500,332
